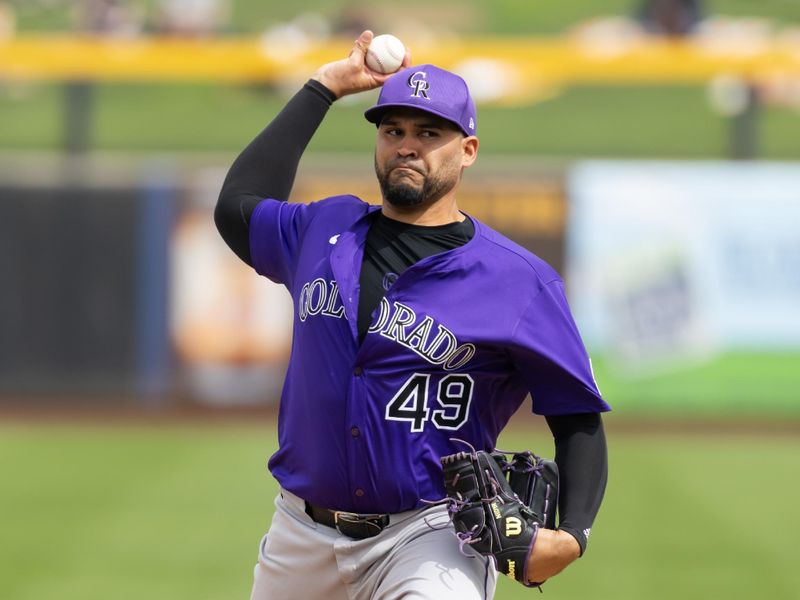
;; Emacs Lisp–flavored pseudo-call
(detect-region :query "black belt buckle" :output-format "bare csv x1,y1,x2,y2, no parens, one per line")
333,510,388,539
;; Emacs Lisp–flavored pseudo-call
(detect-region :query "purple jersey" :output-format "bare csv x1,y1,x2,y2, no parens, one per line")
249,195,610,514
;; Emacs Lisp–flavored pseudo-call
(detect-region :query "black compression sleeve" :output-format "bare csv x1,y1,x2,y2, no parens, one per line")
545,412,608,556
214,79,336,265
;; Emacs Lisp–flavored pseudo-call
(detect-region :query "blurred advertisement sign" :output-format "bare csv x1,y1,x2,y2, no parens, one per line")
170,203,293,406
171,210,293,365
568,161,800,411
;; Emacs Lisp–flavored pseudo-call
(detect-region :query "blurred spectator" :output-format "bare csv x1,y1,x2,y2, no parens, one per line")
332,6,373,39
152,0,229,37
260,12,331,72
74,0,144,37
635,0,704,36
0,1,15,39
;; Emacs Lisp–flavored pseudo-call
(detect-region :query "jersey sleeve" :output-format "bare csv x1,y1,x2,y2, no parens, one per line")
248,198,312,288
509,279,610,416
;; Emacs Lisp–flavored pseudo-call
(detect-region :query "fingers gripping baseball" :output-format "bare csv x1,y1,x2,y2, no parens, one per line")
313,30,410,99
348,30,372,65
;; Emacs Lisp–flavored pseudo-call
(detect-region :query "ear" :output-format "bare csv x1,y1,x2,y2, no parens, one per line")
461,136,479,168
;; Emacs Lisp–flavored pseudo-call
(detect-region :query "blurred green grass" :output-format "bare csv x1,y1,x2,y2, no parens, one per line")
1,421,798,600
2,82,799,158
592,352,800,415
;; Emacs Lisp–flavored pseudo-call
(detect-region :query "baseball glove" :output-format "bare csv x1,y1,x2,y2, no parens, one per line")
441,445,559,587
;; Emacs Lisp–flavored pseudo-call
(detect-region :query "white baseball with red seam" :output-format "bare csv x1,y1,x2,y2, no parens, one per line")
366,34,406,74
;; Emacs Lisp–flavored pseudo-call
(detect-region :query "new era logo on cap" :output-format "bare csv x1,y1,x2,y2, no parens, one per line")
364,64,477,136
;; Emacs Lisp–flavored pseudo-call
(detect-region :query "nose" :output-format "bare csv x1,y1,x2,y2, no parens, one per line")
396,136,418,159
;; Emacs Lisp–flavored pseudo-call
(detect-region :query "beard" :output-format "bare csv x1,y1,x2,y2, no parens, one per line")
374,155,460,209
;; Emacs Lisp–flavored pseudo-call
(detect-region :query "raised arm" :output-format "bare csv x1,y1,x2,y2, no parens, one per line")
214,30,409,265
214,80,334,265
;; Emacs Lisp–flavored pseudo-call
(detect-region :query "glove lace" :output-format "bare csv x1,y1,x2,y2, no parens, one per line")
455,526,482,555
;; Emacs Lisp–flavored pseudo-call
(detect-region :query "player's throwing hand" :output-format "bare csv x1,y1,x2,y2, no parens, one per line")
313,29,411,99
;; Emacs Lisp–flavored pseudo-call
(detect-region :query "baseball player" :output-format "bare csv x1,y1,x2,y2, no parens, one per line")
215,30,610,599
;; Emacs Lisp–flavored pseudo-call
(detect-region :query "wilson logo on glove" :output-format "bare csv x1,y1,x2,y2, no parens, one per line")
505,517,523,537
508,559,517,580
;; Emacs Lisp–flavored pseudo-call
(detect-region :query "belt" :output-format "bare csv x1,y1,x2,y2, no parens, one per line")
304,501,390,540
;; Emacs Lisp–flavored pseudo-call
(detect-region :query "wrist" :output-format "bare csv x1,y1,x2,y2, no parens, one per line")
305,79,337,105
311,70,341,100
524,528,580,585
558,527,586,557
558,529,581,561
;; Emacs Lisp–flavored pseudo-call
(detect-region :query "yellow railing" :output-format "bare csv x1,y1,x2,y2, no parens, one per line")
1,35,799,85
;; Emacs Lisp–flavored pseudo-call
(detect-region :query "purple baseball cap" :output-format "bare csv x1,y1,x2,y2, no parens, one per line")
364,64,477,136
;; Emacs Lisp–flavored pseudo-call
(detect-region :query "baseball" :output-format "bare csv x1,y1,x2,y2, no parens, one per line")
366,34,406,74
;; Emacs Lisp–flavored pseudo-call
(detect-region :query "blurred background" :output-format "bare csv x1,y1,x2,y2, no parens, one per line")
1,1,798,599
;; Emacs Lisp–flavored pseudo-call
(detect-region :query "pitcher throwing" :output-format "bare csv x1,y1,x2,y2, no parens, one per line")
215,30,610,599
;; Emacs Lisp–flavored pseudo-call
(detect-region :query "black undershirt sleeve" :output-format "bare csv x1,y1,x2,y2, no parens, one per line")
544,412,608,556
214,79,337,265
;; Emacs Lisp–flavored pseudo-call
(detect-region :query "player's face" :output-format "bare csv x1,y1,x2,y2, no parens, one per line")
374,109,478,209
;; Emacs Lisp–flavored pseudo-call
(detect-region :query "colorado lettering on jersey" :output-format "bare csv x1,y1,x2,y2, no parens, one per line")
296,279,476,371
369,297,476,371
298,278,346,322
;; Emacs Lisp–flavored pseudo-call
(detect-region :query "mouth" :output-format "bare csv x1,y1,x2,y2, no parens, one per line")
391,165,422,176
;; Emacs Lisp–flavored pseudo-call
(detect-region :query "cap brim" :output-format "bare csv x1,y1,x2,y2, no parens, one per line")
364,103,471,137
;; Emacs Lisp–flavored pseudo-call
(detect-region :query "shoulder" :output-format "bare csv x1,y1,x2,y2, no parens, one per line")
253,194,372,227
256,194,370,213
300,194,373,224
309,194,371,211
470,218,562,288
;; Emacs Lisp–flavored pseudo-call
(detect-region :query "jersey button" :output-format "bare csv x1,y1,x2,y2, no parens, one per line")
350,426,360,438
353,366,363,376
355,488,364,498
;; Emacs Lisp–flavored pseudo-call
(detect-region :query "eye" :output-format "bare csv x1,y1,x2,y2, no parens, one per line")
420,130,439,138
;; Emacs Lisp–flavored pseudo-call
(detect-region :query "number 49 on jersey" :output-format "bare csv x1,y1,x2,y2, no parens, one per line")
385,373,474,432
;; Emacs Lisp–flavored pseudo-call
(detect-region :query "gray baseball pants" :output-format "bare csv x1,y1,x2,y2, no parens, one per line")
249,489,497,600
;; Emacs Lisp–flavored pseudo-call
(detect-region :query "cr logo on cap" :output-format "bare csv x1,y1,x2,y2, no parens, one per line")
408,72,430,99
